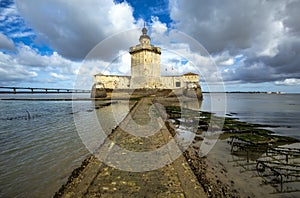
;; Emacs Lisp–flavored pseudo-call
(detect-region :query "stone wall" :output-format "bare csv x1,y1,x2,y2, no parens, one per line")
95,74,200,90
183,74,199,82
160,76,184,89
94,75,130,89
131,50,161,79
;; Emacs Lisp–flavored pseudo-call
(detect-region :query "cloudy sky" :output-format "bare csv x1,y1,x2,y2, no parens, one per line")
0,0,300,92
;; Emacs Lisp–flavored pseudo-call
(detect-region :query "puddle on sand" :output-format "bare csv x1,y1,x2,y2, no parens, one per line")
206,140,300,198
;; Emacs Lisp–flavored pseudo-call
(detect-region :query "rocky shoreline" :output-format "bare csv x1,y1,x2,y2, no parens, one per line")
163,103,299,197
165,120,240,198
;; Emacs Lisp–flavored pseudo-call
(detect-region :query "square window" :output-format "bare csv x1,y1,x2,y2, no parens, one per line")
176,82,181,87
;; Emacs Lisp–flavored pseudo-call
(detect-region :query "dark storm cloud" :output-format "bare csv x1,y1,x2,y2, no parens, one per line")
283,0,300,36
169,0,279,53
169,0,300,84
242,38,300,83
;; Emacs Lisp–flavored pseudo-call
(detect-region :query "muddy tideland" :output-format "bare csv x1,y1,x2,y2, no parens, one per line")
55,96,300,198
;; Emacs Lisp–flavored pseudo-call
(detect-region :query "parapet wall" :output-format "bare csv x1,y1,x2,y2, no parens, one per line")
94,75,130,89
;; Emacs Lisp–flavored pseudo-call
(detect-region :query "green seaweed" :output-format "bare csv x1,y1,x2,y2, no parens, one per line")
165,105,299,145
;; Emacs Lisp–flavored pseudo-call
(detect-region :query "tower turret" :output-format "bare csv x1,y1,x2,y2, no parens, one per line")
129,24,161,88
139,23,150,45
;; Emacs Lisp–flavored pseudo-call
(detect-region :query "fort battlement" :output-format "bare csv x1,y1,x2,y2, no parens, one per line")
92,25,202,99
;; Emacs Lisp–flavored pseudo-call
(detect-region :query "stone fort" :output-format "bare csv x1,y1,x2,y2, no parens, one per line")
92,26,202,98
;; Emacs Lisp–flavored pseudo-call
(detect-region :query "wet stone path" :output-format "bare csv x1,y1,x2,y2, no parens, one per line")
57,98,206,197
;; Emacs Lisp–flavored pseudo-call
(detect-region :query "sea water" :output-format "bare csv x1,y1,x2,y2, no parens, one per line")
202,93,300,140
0,93,299,197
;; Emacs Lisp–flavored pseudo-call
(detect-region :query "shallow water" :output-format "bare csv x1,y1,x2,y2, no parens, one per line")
202,93,300,140
0,100,90,197
0,93,299,197
0,96,130,197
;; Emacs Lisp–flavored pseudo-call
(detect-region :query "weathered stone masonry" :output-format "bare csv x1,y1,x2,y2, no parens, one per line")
92,25,202,97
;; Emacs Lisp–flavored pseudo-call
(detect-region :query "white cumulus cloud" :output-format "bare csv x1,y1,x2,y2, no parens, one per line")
0,43,80,86
15,0,138,59
275,78,300,86
50,72,70,81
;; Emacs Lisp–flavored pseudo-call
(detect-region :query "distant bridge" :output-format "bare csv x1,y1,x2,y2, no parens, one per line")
0,86,91,94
